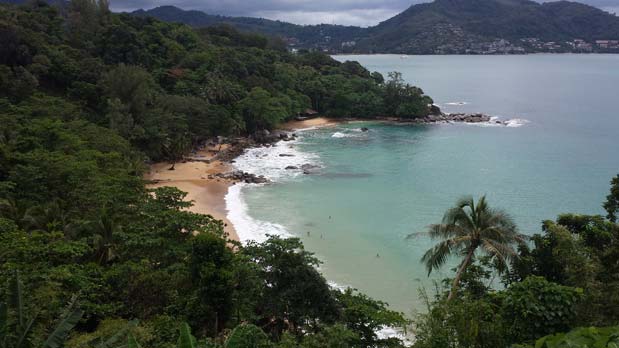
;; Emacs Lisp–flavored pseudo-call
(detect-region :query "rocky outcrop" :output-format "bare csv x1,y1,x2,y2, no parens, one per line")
373,112,512,125
389,113,506,124
429,104,442,115
300,164,320,175
212,137,254,162
209,170,268,184
254,130,297,144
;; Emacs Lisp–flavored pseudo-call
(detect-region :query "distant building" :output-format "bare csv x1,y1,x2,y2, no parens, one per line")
594,40,619,49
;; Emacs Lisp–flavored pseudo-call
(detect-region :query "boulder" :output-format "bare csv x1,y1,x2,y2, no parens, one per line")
300,163,320,175
429,104,442,115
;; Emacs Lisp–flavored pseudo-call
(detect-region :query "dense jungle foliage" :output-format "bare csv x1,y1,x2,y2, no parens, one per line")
0,1,618,347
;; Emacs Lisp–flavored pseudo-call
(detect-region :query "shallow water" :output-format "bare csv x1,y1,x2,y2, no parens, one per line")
227,54,619,314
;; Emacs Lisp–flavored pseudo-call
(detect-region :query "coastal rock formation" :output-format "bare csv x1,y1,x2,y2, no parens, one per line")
300,164,321,175
210,170,268,184
254,130,296,144
373,113,513,125
393,113,506,124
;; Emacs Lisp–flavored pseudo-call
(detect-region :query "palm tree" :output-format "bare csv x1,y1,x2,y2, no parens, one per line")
21,201,74,235
90,208,122,265
417,195,526,301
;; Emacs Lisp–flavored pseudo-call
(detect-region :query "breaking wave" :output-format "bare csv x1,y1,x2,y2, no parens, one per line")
224,183,292,244
226,131,320,244
232,135,320,182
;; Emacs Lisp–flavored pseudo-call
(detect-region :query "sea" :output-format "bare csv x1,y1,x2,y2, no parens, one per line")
225,54,619,314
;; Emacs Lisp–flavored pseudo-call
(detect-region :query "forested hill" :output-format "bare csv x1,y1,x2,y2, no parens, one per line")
0,0,433,161
0,2,428,345
131,5,366,48
357,0,619,53
131,0,619,54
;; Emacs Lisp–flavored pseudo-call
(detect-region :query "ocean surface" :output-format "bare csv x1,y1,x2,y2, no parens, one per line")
226,54,619,314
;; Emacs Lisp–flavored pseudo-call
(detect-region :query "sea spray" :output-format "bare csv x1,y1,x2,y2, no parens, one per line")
463,116,530,128
232,134,321,182
224,183,292,244
226,130,322,244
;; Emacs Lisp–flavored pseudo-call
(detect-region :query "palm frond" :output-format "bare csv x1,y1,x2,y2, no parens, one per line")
421,240,455,275
43,297,84,348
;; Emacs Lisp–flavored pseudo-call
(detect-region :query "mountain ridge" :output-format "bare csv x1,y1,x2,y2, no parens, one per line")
2,0,618,53
129,0,619,54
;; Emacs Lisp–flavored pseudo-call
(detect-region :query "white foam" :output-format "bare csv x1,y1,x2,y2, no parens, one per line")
332,131,356,138
226,131,321,243
327,280,351,292
232,135,320,182
331,127,368,138
504,118,530,128
376,326,415,347
225,183,292,244
462,116,530,128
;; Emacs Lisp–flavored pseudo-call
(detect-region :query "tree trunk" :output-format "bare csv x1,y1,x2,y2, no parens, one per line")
447,248,476,301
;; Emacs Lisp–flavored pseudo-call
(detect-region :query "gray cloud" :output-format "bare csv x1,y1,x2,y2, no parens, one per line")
110,0,431,25
110,0,616,26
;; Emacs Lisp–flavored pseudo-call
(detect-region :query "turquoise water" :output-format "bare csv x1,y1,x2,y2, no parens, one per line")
229,54,619,314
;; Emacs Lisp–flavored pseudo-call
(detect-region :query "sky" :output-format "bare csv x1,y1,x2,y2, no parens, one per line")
110,0,619,27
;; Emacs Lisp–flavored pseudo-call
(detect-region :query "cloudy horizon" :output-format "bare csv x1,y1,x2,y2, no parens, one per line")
111,0,618,27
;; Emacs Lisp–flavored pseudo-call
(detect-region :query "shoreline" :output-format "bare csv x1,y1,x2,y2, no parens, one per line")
143,112,518,243
144,144,240,241
144,117,339,242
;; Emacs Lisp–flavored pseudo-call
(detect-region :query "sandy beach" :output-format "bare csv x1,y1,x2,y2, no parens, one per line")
281,116,340,131
145,145,240,241
144,117,338,242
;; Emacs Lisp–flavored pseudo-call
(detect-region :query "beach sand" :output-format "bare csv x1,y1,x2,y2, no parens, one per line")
144,117,340,243
145,146,239,241
281,117,340,131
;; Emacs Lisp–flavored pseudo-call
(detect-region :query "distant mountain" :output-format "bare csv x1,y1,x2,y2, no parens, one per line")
357,0,619,53
130,0,619,54
3,0,618,54
131,6,365,51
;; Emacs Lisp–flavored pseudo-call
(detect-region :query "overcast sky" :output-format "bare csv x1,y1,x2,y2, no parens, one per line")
110,0,619,27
